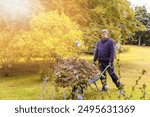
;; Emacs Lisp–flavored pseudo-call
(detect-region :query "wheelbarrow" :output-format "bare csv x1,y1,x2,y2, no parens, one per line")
70,64,111,100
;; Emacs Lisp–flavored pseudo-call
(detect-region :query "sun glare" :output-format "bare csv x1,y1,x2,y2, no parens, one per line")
0,0,39,21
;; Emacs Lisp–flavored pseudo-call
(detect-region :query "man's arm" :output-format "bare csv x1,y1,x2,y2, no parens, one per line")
109,40,115,63
93,43,99,63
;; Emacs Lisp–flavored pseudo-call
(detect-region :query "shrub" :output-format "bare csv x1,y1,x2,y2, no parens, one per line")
0,11,84,76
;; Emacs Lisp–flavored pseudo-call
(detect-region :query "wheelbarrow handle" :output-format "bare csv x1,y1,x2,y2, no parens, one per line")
100,64,111,75
87,64,111,84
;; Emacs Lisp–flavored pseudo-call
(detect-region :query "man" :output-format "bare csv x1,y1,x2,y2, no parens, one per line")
93,29,123,94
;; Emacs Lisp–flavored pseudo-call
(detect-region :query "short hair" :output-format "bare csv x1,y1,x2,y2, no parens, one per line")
101,29,109,34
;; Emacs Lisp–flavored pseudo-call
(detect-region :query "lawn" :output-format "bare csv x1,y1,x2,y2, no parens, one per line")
0,45,150,100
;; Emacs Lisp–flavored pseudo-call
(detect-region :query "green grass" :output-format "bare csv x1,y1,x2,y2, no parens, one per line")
0,75,40,100
0,45,150,100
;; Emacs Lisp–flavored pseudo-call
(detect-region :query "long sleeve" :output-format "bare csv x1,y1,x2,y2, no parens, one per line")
93,43,98,62
109,41,115,62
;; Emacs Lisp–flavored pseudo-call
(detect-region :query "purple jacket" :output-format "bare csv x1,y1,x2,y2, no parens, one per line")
93,38,115,63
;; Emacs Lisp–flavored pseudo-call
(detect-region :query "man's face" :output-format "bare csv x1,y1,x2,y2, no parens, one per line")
101,32,109,39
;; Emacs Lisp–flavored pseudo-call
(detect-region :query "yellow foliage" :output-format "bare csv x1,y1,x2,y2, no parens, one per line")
28,11,84,58
0,11,84,65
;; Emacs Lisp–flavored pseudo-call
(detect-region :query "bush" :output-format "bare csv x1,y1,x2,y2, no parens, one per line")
0,11,84,76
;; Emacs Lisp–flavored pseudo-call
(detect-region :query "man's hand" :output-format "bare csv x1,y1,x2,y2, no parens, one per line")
93,61,96,66
109,62,112,66
109,62,113,69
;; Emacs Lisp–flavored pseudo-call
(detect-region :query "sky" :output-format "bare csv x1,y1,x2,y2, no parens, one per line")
128,0,150,13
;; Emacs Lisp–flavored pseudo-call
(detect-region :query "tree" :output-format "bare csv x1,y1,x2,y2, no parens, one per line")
135,6,150,30
40,0,145,49
127,6,150,46
0,26,22,76
28,11,84,58
0,11,84,76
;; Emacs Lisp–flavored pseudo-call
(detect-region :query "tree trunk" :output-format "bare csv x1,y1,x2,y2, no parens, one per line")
2,63,9,77
138,36,141,46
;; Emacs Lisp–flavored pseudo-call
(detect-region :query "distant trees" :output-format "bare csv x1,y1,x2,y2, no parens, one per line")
135,6,150,29
126,6,150,46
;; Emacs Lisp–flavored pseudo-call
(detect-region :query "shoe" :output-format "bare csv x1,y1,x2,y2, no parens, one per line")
118,84,125,95
77,94,83,100
100,85,108,92
119,89,124,95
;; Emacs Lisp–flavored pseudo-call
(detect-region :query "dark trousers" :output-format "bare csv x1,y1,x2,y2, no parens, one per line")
99,61,121,89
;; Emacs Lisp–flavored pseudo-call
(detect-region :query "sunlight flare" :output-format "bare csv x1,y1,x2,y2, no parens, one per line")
0,0,40,21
